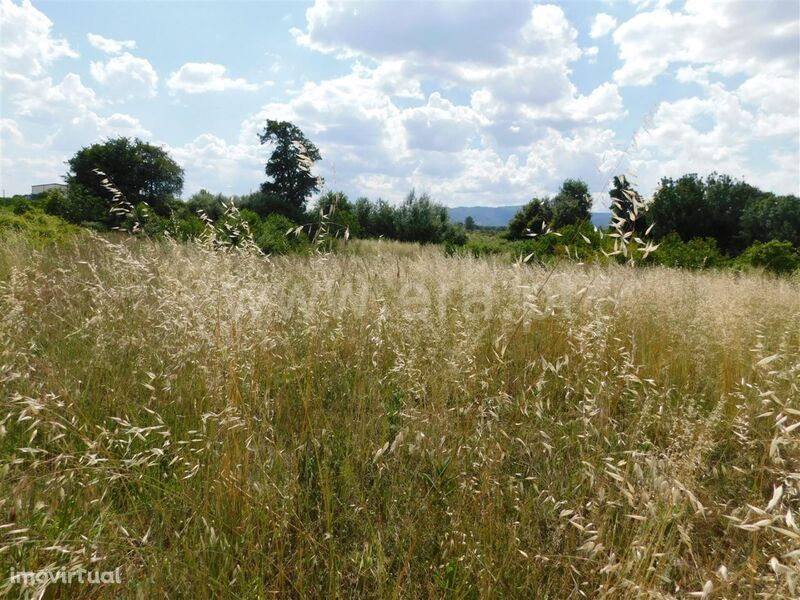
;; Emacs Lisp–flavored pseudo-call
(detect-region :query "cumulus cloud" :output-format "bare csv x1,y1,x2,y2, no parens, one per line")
613,1,800,86
46,111,152,151
87,32,136,54
166,133,264,195
590,13,617,39
90,52,158,97
0,0,77,76
5,72,101,118
627,80,800,195
166,62,260,94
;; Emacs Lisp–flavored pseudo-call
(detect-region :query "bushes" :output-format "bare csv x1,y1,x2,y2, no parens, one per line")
648,234,727,270
0,208,81,246
44,185,108,226
255,213,308,255
738,240,799,274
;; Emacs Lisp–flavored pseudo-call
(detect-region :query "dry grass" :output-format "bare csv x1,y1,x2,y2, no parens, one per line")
0,233,798,598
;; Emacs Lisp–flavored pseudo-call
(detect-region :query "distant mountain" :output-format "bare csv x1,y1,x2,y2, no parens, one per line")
447,206,613,229
447,205,523,227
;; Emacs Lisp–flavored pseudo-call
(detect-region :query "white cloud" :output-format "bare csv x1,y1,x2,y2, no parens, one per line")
166,63,260,94
0,0,77,76
0,118,23,146
590,13,617,39
87,32,136,54
5,72,101,118
292,1,532,64
167,134,263,195
46,111,152,151
613,1,800,86
90,52,158,97
627,79,800,195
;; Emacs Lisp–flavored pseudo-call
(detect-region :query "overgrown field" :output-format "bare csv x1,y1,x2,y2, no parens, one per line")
1,235,798,598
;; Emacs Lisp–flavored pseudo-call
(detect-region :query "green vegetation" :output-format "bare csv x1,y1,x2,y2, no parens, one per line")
5,124,798,275
0,204,81,246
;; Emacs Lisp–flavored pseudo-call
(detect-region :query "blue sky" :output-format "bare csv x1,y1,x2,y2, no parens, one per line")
1,0,798,208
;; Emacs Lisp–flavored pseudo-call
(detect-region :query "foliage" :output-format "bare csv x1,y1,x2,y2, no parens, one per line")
0,207,81,246
550,178,592,228
647,233,727,270
256,213,308,255
44,184,108,225
507,197,552,240
648,173,765,254
738,240,800,274
739,194,800,247
258,120,322,220
464,216,476,231
394,190,451,244
67,137,184,219
360,198,398,239
185,189,228,221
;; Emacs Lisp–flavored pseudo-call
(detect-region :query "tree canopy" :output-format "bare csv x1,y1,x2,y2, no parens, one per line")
550,179,592,228
67,137,184,219
258,120,322,220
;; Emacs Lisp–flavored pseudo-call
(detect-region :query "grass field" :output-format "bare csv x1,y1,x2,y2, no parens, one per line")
1,234,798,598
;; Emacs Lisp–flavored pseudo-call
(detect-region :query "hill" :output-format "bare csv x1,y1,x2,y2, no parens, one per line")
447,205,612,228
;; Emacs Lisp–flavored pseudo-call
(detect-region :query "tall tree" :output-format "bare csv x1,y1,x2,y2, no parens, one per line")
67,137,184,219
551,178,592,228
258,120,322,220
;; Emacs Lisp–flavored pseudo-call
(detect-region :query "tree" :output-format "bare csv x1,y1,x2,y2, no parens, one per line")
464,216,476,231
551,178,592,228
44,184,108,225
507,198,553,240
648,173,766,254
739,194,800,248
258,120,322,220
67,137,184,219
367,199,397,238
394,190,450,244
354,197,373,234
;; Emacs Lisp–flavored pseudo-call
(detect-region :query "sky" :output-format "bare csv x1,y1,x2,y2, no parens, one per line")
1,0,798,209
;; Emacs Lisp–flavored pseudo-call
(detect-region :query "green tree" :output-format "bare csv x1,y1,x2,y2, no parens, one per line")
354,197,373,233
464,215,476,231
43,184,108,225
394,190,449,244
739,194,800,247
67,137,184,220
551,179,592,228
648,173,764,254
507,198,553,240
367,199,397,238
186,189,227,221
258,120,322,220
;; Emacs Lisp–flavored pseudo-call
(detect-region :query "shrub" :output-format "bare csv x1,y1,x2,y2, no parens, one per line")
0,208,81,245
44,185,108,226
738,240,799,274
256,213,308,255
649,234,727,270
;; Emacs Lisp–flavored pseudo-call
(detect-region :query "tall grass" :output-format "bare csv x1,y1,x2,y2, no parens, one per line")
0,233,798,598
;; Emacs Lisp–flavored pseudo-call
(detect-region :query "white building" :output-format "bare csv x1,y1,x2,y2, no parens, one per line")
31,183,67,195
